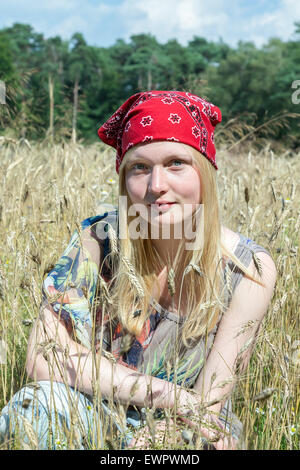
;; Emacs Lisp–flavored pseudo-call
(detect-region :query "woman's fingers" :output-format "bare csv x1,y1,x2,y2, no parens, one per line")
129,415,238,451
129,428,151,449
129,419,182,450
213,435,238,450
176,412,238,450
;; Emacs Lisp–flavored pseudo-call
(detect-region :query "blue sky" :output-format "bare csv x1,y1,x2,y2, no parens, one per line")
0,0,299,48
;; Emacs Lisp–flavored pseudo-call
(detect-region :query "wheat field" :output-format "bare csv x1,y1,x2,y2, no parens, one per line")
0,137,299,450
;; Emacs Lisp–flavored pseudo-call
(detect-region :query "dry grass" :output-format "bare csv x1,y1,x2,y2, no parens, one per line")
0,137,299,449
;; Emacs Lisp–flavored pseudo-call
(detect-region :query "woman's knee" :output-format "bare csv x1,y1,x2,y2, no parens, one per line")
0,381,93,449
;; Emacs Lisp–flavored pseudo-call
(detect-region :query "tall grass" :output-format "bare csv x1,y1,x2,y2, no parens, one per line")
0,137,299,449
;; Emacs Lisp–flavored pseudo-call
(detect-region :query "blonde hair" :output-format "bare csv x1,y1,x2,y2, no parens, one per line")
105,144,265,348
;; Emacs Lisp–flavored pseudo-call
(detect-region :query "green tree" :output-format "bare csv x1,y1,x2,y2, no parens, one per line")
161,39,193,89
66,33,116,142
123,34,162,90
41,36,69,141
1,23,47,138
0,22,299,146
0,31,19,128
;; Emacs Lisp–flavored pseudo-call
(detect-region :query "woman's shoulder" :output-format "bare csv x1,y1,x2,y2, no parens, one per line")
221,226,240,256
79,208,119,266
221,225,272,259
80,204,118,230
80,205,119,241
221,226,276,307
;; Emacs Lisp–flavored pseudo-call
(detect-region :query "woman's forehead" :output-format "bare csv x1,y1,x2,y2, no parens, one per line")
125,141,194,161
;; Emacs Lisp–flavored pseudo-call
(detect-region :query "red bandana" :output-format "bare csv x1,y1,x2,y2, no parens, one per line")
97,90,222,173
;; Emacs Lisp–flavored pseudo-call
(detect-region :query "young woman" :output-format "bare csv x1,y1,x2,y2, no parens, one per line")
0,91,277,450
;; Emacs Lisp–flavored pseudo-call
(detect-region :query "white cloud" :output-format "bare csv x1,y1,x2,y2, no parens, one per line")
49,15,89,39
35,2,113,40
0,0,299,48
117,0,300,47
118,0,231,44
226,0,300,47
0,1,114,43
262,0,300,40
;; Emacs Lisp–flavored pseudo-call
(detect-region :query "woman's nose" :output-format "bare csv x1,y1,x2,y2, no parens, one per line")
147,165,168,194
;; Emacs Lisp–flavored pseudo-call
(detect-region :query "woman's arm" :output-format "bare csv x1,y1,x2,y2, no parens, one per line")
153,251,278,450
120,252,277,451
193,251,277,414
26,217,198,412
26,307,197,412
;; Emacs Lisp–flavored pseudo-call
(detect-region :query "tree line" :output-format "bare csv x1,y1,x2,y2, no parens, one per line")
0,22,299,147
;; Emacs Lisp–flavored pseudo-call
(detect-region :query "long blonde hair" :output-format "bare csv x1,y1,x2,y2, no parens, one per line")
105,144,265,347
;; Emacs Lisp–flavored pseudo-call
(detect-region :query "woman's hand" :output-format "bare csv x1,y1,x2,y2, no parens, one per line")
175,388,238,450
128,418,182,450
176,411,238,450
128,409,238,450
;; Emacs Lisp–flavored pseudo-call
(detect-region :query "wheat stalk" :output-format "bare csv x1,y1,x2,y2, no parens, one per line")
250,251,263,277
102,350,117,363
120,256,145,299
198,300,218,311
119,333,133,356
185,263,204,277
252,387,277,402
234,320,257,338
1,139,299,450
167,268,176,297
97,275,113,305
17,414,39,450
224,263,233,297
237,337,256,357
106,224,118,257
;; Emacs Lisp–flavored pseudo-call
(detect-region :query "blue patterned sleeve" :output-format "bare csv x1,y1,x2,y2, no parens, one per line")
40,213,111,350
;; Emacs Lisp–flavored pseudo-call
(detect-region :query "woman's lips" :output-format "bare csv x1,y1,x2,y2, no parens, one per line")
148,202,176,212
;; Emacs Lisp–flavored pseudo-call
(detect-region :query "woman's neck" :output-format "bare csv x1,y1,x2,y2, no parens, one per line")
151,237,183,266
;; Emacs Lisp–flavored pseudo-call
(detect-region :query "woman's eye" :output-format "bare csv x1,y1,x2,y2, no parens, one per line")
132,163,147,170
130,160,184,171
170,160,184,167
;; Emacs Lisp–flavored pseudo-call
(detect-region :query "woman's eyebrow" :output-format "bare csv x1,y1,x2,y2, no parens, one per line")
127,153,191,163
